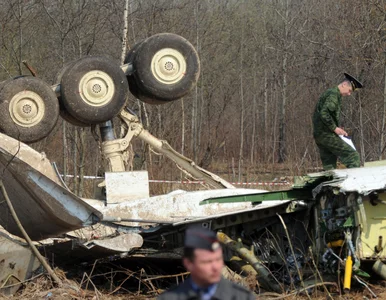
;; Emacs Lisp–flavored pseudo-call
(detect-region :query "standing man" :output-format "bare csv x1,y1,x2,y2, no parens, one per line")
312,73,363,170
157,226,255,300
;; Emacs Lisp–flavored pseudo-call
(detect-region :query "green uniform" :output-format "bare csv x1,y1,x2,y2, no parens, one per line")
312,86,360,170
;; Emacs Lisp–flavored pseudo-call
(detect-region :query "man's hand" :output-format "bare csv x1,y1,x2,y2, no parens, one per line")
334,127,348,136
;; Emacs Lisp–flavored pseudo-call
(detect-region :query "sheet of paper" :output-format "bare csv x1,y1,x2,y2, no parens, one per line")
339,135,356,151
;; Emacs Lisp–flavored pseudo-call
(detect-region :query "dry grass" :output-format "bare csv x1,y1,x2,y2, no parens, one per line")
0,272,156,300
1,266,385,300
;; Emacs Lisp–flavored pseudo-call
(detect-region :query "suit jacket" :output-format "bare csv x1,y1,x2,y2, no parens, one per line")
157,277,255,300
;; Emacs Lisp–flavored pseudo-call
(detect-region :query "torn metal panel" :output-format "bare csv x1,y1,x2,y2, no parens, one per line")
0,231,41,296
201,189,312,204
84,233,143,251
173,200,290,226
65,224,118,241
173,200,305,227
359,193,386,260
39,233,143,265
96,189,269,226
105,171,149,204
0,133,102,241
311,166,386,195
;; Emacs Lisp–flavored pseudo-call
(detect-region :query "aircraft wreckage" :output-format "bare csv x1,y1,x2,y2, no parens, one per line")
0,33,385,297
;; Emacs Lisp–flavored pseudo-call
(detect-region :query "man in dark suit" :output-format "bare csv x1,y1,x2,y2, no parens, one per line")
157,226,255,300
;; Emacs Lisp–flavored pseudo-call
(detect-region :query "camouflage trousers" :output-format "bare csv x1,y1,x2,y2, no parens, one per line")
314,132,360,170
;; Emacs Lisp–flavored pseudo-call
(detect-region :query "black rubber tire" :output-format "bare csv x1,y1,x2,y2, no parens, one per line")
124,42,144,99
0,76,59,143
60,56,129,124
125,42,163,104
54,60,76,84
132,33,200,102
59,100,90,127
56,61,91,127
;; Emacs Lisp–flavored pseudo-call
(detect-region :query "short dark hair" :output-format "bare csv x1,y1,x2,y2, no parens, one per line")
183,247,195,261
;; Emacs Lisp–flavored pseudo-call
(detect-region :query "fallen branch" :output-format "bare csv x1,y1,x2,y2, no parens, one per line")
22,60,37,77
277,213,310,300
143,271,190,282
307,247,334,299
0,180,62,286
82,272,102,299
84,259,98,291
0,272,44,290
257,282,339,299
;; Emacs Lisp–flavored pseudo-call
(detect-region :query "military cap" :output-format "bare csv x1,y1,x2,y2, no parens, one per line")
184,226,221,251
344,73,363,90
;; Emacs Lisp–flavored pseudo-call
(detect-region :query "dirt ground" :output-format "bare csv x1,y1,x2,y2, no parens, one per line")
1,271,385,300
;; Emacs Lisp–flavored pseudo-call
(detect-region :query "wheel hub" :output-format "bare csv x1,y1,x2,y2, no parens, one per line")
92,84,102,93
22,104,32,114
9,91,45,127
151,48,187,85
79,70,115,107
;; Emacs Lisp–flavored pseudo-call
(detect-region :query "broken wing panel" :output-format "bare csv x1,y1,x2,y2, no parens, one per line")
0,231,41,295
313,166,386,194
98,189,269,226
172,199,294,226
40,233,144,265
0,133,102,241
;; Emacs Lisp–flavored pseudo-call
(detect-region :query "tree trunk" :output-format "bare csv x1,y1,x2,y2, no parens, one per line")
278,53,287,163
358,93,365,164
264,70,268,162
74,1,82,195
278,0,289,164
129,0,136,42
272,82,278,165
61,29,67,184
238,0,245,182
62,120,67,185
181,99,185,155
78,128,86,197
250,52,257,165
17,1,22,75
379,54,386,159
192,0,199,161
120,0,129,64
73,128,78,194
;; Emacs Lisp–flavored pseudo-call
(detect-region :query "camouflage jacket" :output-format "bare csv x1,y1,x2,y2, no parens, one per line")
312,86,341,137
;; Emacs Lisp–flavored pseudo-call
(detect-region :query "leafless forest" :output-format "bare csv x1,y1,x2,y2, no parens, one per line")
0,0,385,196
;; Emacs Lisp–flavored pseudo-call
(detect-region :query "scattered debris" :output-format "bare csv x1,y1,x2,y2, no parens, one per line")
0,32,386,299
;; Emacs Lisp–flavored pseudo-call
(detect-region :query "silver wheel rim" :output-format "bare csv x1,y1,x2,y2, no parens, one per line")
9,91,45,127
151,48,186,85
78,70,115,107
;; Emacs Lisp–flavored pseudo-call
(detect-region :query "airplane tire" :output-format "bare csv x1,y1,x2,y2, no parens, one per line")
56,62,90,127
60,56,129,124
124,41,143,99
132,33,200,102
124,42,169,105
0,76,59,143
59,100,90,127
